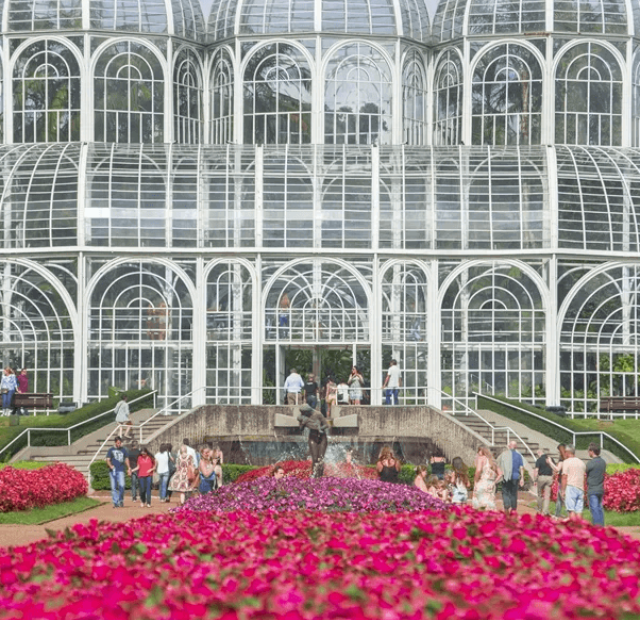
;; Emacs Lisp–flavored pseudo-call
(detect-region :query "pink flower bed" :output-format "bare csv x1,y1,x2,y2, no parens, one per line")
0,463,87,513
235,459,377,483
1,508,640,619
180,477,445,512
551,468,640,513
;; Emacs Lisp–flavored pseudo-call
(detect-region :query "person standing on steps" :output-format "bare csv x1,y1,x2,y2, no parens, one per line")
383,360,402,405
586,442,606,526
297,403,328,477
284,368,305,406
496,440,525,514
114,394,132,439
106,437,131,508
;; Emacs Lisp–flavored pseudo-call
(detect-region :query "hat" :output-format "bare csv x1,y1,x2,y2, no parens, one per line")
299,403,315,414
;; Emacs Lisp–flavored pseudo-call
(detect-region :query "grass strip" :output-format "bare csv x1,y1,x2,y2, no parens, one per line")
0,461,49,470
535,501,640,527
0,497,103,525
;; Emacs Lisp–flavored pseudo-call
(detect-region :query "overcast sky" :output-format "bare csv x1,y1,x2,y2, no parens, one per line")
198,0,440,21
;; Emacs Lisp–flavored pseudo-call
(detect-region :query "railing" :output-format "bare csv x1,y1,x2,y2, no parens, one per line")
424,387,537,464
475,393,640,464
0,391,157,462
86,387,204,478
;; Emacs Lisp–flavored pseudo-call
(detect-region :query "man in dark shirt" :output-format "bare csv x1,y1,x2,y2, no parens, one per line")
106,437,131,508
304,374,319,411
533,448,554,516
586,442,607,526
127,440,141,503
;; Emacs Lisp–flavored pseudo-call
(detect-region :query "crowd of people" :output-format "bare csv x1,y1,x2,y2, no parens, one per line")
105,436,224,508
283,360,404,416
1,366,28,416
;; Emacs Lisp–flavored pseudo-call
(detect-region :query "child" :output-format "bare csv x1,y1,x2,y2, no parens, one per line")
426,475,439,498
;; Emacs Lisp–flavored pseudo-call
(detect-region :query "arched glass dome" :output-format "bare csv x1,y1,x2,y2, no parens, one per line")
2,0,206,41
208,0,430,42
432,0,631,44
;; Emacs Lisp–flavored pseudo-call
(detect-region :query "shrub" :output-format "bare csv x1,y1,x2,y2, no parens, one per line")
0,463,87,512
180,476,446,513
2,506,640,618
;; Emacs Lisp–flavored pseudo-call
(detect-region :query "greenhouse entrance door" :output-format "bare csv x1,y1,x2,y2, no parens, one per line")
264,344,370,405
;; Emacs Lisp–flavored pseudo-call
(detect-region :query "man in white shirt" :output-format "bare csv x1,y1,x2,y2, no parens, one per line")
383,359,402,405
284,368,305,405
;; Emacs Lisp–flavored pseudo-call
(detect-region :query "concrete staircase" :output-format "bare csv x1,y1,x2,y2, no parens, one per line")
454,410,541,471
21,408,171,475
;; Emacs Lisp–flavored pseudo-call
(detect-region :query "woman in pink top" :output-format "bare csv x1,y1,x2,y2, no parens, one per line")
132,448,156,507
16,368,28,394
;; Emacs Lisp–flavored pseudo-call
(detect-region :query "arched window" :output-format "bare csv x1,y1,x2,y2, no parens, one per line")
243,43,312,145
633,56,640,147
402,49,427,146
434,49,462,146
210,48,234,144
173,48,202,144
324,43,391,145
472,44,542,145
13,40,80,143
94,41,164,143
441,262,546,410
555,42,623,146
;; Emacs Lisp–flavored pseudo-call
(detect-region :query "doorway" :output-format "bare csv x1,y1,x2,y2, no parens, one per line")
262,344,371,405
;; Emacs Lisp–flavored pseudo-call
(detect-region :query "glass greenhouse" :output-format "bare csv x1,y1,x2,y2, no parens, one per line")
1,0,639,415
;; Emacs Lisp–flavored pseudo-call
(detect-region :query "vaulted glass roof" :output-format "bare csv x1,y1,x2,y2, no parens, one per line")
208,0,430,42
1,0,206,41
431,0,632,43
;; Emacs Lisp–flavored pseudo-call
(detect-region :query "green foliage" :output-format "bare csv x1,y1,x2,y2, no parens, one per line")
477,394,640,463
221,464,256,483
606,463,640,474
0,390,153,461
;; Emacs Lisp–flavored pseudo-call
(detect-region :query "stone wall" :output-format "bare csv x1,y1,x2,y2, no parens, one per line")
144,405,489,466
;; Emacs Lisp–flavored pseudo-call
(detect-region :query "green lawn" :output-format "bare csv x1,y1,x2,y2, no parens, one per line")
0,461,49,470
544,501,640,527
568,418,640,459
0,497,102,525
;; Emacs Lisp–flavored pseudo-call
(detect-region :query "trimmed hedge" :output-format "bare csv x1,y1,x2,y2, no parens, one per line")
476,394,639,463
0,389,153,462
89,461,257,491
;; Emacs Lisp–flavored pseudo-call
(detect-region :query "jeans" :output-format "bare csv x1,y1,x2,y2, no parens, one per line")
158,472,170,500
2,389,14,410
502,478,519,511
109,469,125,506
385,388,399,405
589,493,604,526
306,395,317,410
139,476,152,504
130,472,139,500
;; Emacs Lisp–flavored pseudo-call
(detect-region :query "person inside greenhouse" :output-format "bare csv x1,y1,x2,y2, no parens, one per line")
297,403,328,477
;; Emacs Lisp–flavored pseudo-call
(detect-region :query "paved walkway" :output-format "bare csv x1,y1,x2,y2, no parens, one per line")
0,491,637,548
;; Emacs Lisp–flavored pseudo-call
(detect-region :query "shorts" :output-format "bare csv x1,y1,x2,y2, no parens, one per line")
565,485,584,513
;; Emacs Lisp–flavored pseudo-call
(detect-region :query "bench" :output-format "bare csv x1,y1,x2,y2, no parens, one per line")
600,396,640,414
13,393,54,410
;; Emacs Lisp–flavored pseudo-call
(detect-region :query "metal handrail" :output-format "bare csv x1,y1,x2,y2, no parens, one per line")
0,391,157,461
432,388,537,463
474,392,640,464
86,387,205,477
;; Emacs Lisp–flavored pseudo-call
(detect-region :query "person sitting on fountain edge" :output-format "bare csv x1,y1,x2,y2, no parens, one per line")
297,403,329,478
